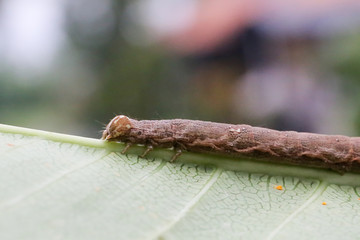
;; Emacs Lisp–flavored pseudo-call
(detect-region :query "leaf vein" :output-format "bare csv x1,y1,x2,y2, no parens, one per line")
0,152,111,210
265,180,328,240
148,167,223,240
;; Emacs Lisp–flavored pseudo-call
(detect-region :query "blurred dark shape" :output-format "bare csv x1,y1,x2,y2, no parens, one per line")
183,27,267,123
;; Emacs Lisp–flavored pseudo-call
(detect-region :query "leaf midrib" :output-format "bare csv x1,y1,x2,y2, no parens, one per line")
2,123,360,186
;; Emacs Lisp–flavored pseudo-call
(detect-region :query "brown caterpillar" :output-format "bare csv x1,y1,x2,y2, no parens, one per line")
102,115,360,173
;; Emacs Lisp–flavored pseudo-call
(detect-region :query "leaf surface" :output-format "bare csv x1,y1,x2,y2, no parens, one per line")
0,124,360,240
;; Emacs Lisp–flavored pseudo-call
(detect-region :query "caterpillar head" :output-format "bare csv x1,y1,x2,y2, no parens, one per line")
102,115,133,140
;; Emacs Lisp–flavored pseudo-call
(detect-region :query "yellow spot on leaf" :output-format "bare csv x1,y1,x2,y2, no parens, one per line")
275,185,283,190
322,202,327,205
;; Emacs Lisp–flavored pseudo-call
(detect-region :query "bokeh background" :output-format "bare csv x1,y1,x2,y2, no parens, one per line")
1,0,360,138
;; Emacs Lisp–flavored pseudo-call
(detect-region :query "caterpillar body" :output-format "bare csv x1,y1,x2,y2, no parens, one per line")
102,115,360,173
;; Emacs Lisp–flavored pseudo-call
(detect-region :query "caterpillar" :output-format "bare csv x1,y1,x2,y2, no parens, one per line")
102,115,360,173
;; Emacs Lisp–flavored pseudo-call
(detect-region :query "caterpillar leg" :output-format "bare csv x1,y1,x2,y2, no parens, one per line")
140,145,153,158
170,149,182,163
121,142,132,154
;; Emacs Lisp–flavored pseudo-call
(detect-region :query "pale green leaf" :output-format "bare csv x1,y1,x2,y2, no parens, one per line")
0,124,360,240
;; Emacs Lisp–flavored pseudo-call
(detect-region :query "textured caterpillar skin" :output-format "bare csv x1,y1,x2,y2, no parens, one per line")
102,115,360,173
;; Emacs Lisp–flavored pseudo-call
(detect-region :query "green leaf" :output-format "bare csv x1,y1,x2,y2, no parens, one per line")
1,124,360,240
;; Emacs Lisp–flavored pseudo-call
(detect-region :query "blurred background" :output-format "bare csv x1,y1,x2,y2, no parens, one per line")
1,0,360,138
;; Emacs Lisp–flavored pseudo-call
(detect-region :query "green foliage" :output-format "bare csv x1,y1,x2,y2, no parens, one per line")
1,124,360,239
